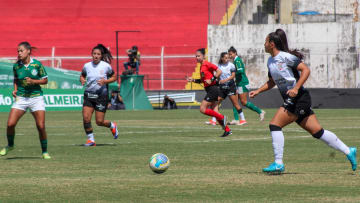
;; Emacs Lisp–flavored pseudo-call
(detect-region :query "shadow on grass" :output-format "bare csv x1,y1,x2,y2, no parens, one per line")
72,143,117,147
6,157,41,160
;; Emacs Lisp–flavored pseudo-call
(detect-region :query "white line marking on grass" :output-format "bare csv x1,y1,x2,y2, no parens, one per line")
184,135,311,143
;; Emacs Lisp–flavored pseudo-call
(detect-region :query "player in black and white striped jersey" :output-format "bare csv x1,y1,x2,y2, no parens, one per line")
250,29,357,173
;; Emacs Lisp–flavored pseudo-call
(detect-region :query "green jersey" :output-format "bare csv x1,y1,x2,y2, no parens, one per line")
13,58,48,97
234,56,249,86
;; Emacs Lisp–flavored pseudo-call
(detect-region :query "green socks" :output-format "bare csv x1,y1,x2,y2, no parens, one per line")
7,134,15,147
40,139,48,153
245,102,262,114
232,107,239,121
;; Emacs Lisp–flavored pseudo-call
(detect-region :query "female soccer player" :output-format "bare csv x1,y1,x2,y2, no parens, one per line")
188,48,232,137
0,42,50,159
249,31,357,173
206,52,245,126
228,47,265,125
80,44,119,146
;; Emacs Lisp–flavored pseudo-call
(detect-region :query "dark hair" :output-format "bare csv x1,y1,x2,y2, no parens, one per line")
18,41,36,55
228,46,237,54
132,46,138,51
218,52,228,65
196,48,206,56
270,29,303,60
92,44,113,64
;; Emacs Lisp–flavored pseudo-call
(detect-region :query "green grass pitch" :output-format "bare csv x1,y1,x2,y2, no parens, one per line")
0,109,359,202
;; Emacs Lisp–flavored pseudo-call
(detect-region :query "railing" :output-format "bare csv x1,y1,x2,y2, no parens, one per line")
0,46,196,91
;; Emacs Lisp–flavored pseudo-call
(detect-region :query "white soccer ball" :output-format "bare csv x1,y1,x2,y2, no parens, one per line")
149,153,170,174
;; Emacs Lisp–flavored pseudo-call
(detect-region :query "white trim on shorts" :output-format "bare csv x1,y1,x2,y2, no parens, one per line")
236,84,250,94
12,96,46,112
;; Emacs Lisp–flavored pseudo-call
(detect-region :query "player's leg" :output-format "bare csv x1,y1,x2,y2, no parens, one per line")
0,108,26,156
83,106,96,146
94,110,118,139
200,99,231,136
31,110,50,159
206,97,222,125
298,114,357,171
229,94,246,125
233,86,246,124
263,107,297,173
123,62,129,70
239,91,265,121
135,61,139,74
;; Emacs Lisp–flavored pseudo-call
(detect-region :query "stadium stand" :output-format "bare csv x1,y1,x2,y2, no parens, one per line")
0,0,220,90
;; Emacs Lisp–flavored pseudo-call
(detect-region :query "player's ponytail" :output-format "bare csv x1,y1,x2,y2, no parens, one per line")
18,41,36,55
228,46,237,55
92,44,113,64
273,29,304,60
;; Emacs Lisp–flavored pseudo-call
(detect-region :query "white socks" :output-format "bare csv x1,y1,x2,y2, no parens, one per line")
239,112,245,121
87,133,94,142
110,122,115,129
212,117,216,122
271,130,284,165
320,130,350,155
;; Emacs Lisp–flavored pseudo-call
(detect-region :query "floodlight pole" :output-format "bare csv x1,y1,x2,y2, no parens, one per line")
115,30,141,83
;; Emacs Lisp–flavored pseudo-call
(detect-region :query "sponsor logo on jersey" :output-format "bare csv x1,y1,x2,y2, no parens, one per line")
31,69,38,76
277,62,285,71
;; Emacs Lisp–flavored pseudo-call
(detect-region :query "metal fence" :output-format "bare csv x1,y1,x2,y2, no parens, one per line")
0,46,196,90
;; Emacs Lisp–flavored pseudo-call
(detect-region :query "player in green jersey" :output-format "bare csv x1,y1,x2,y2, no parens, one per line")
228,46,266,125
0,42,51,159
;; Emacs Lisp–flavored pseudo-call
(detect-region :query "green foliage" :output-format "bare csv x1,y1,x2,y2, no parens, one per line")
262,0,276,14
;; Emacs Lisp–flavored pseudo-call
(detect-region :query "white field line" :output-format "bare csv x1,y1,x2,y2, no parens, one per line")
184,135,311,143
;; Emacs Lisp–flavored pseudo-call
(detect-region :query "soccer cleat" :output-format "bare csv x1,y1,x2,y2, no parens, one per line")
84,140,96,146
259,110,266,121
262,162,285,173
42,152,51,160
0,146,14,156
111,122,119,139
228,120,239,125
346,147,357,171
205,119,217,126
238,120,247,125
222,115,227,129
221,130,232,137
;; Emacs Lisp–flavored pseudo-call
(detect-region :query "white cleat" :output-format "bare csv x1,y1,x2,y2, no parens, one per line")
259,110,266,121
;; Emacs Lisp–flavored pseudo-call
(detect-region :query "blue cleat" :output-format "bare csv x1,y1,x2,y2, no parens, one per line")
346,147,357,171
262,162,285,174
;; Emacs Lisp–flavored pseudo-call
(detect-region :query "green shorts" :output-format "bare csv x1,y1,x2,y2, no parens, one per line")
236,84,250,94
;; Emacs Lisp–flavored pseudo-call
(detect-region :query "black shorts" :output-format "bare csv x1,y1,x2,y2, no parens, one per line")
219,83,237,99
204,85,220,102
83,93,108,113
282,89,314,124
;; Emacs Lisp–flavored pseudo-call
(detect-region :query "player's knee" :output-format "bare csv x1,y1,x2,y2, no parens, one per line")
36,123,46,131
7,121,16,129
312,128,324,139
83,122,92,130
96,120,104,126
241,100,247,106
199,106,206,114
269,124,282,131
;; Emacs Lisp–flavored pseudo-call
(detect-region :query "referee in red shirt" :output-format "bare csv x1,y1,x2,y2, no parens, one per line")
188,48,232,137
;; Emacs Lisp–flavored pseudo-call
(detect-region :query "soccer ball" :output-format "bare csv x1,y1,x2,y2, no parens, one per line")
149,153,170,174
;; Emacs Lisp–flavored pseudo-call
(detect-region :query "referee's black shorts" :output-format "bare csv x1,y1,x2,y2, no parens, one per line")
204,85,220,102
